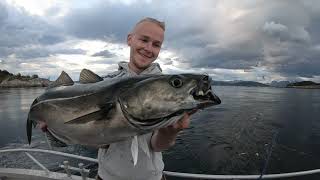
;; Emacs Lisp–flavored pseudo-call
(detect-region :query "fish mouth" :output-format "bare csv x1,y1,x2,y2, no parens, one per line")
190,85,221,110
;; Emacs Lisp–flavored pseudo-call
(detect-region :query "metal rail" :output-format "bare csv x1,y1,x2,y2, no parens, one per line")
1,148,320,179
163,170,320,179
0,148,98,163
0,148,93,180
25,152,50,174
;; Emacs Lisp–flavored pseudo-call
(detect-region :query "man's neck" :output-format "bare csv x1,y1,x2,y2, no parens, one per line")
128,62,145,75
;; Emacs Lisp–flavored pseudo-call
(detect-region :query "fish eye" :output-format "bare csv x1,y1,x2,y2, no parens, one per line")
171,78,183,88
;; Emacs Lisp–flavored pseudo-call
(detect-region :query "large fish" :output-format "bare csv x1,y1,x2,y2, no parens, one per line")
27,69,221,149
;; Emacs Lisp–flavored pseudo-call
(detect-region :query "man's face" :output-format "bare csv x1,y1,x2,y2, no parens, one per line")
127,21,164,72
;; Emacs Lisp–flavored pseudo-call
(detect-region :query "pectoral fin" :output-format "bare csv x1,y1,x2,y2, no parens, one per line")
64,102,115,124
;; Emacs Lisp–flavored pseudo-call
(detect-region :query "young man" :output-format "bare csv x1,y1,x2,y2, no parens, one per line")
97,18,192,180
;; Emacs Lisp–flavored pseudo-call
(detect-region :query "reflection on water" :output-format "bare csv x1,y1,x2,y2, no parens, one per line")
0,88,45,145
163,86,320,180
0,87,320,179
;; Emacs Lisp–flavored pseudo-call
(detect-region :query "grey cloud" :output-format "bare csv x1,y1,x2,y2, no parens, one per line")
274,59,320,78
263,21,290,40
264,40,320,77
63,2,157,42
38,34,66,45
45,5,64,17
186,40,263,70
0,1,85,60
163,58,173,65
3,46,85,59
0,3,8,25
92,50,116,58
53,48,86,55
263,22,310,44
14,48,51,59
0,1,66,50
89,58,122,65
171,0,320,78
290,27,310,43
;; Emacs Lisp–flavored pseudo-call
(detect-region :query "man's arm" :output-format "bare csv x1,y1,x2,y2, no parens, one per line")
150,113,192,152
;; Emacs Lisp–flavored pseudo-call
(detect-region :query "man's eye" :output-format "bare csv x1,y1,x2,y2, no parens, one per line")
140,39,148,42
153,44,161,48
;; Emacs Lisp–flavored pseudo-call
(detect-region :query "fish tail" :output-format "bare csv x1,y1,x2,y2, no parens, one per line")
26,116,33,145
27,98,39,145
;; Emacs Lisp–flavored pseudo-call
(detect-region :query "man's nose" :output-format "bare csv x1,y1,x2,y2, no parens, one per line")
144,42,153,52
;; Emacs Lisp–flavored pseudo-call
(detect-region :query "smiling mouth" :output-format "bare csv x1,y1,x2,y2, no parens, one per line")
138,51,153,59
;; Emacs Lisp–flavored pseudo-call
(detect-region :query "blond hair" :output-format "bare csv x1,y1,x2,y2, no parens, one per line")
135,17,165,31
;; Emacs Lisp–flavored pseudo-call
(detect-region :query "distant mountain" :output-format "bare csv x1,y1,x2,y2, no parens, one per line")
213,80,269,87
286,81,320,89
269,81,291,88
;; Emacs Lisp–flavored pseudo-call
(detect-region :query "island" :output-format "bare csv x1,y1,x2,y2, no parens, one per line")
286,81,320,89
213,80,269,87
0,69,50,88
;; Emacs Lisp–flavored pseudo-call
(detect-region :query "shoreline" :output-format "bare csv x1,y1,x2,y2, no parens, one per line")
0,78,50,88
286,85,320,89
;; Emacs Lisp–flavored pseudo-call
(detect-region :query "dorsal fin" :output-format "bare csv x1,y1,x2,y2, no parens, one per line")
79,69,103,84
49,71,74,88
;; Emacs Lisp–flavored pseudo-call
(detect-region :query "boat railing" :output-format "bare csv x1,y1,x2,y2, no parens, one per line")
1,148,320,179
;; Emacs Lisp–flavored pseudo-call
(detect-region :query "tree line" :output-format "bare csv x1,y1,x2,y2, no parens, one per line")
0,69,39,83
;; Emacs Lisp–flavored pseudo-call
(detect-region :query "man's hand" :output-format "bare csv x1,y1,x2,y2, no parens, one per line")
159,113,190,134
38,121,48,132
151,110,197,152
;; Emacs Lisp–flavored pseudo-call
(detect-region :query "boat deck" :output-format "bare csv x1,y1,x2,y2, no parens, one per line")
1,148,320,179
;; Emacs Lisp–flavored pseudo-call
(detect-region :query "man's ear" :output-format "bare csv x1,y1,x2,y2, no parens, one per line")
127,34,132,46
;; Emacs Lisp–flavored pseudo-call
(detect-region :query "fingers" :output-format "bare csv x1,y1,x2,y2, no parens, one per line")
187,109,198,116
159,112,193,133
38,121,48,132
173,113,190,130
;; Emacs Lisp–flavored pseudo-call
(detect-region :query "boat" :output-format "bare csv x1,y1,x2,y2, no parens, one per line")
1,148,320,179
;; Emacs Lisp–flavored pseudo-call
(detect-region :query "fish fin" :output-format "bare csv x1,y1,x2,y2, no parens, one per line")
26,116,33,145
64,102,115,124
79,69,103,84
48,71,74,88
131,136,139,166
27,98,41,145
29,98,39,128
138,134,150,158
45,131,67,147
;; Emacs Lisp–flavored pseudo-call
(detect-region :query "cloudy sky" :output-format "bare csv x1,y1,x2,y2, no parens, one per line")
0,0,319,82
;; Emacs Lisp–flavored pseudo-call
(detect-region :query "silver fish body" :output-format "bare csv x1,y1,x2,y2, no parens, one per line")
27,69,221,147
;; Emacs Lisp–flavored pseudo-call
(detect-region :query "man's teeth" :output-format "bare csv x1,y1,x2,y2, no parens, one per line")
198,90,204,96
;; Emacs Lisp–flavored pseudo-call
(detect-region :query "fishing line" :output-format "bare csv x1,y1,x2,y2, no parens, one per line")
44,133,53,150
258,130,279,180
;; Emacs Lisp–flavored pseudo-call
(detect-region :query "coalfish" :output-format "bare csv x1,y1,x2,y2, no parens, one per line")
27,69,221,152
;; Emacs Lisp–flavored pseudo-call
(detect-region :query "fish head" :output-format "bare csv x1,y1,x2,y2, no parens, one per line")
118,74,221,130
